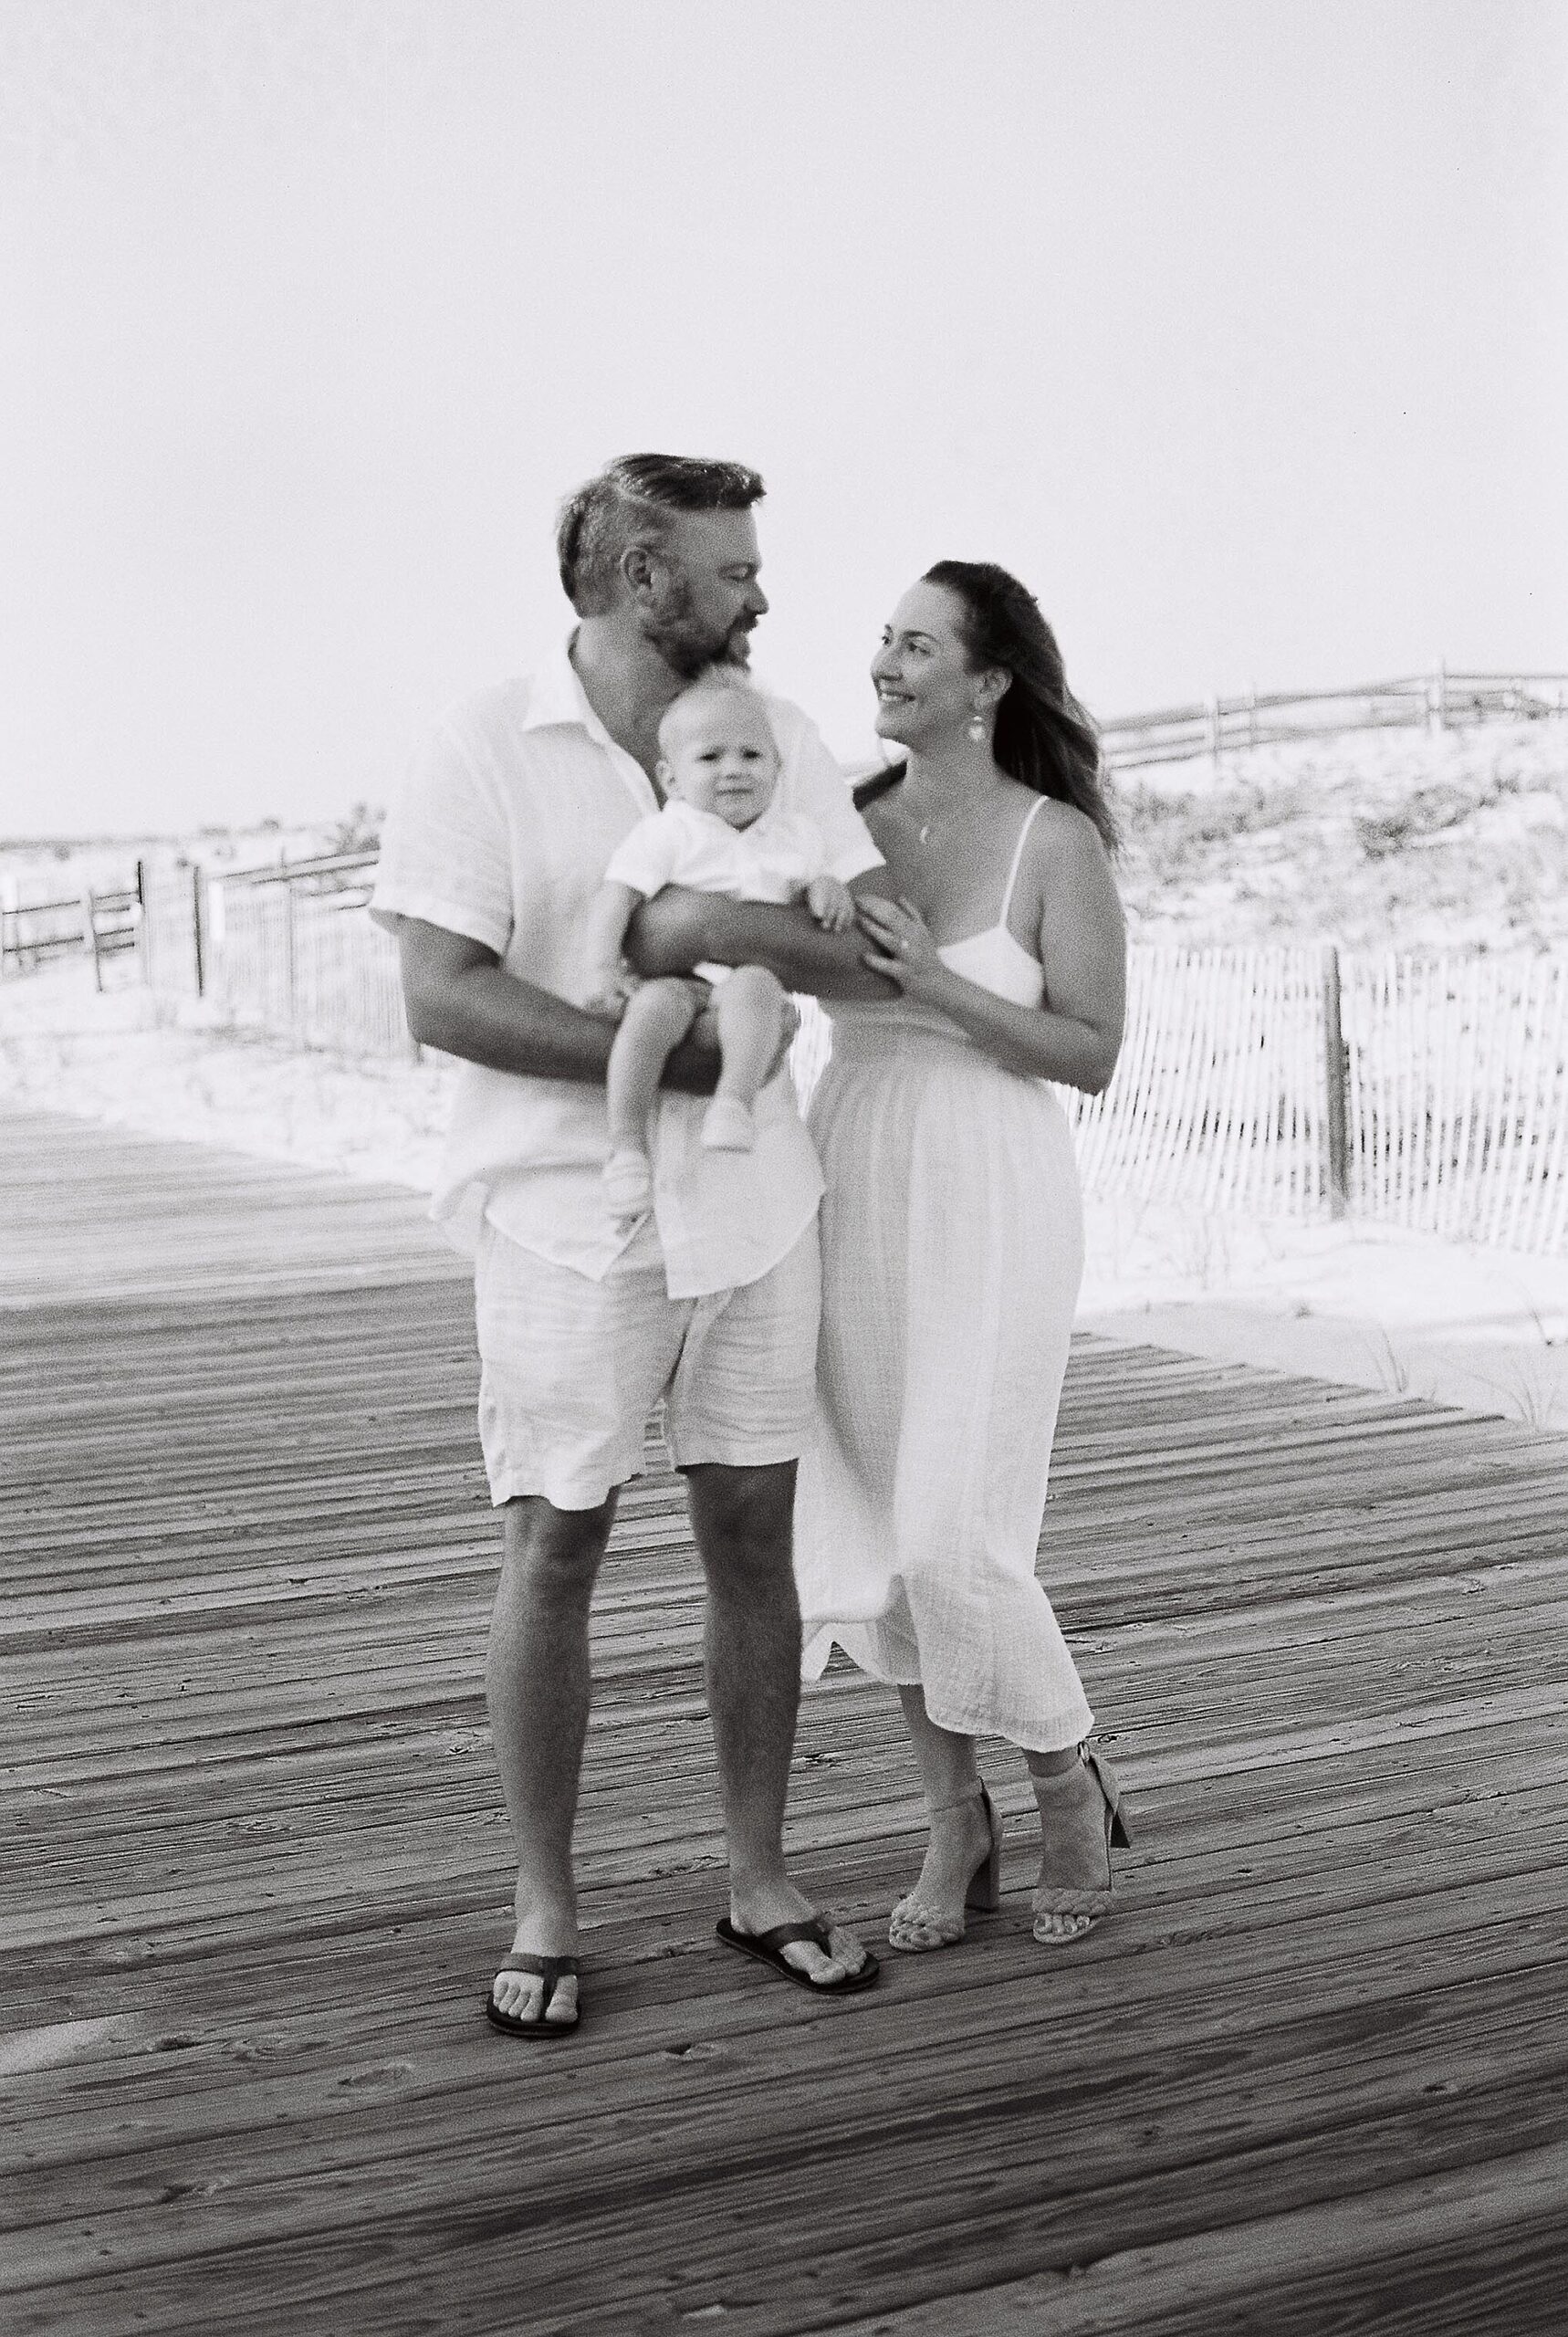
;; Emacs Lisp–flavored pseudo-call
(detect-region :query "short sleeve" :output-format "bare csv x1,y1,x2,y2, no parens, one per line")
370,710,514,953
767,810,833,882
602,812,680,898
767,699,884,885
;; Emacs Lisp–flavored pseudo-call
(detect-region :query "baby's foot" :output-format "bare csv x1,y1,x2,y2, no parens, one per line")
702,1097,755,1152
602,1148,653,1223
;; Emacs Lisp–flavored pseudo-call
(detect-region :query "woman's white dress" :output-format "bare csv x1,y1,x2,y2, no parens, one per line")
794,799,1093,1752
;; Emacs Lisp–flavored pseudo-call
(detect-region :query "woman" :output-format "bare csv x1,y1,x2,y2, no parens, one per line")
793,561,1132,1951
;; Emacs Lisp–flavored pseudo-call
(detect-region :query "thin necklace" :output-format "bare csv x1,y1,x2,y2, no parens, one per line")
900,766,1000,846
899,786,948,847
904,792,969,847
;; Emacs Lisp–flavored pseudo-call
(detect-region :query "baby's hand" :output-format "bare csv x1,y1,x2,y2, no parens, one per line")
578,962,639,1017
807,875,856,932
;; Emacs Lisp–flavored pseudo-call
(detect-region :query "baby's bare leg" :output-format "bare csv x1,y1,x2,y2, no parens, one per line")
607,979,706,1154
702,967,788,1153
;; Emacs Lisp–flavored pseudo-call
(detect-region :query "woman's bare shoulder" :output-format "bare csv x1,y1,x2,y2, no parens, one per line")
1023,793,1112,873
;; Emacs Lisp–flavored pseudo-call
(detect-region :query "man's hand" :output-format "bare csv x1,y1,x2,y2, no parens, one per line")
806,875,856,932
628,886,897,1001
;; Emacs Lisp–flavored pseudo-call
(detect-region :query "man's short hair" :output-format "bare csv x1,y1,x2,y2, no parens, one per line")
556,454,766,616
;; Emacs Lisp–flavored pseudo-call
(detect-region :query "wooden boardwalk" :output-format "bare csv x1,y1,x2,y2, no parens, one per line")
5,1107,1568,2336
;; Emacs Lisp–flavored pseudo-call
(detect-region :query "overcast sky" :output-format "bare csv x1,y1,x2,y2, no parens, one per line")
4,0,1565,838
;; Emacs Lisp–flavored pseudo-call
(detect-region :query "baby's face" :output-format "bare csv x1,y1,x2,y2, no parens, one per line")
659,692,780,830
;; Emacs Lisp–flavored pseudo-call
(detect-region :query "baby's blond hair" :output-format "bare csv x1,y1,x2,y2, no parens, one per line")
656,667,773,759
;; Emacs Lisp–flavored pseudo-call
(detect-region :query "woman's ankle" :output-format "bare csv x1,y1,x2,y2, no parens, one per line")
925,1774,985,1818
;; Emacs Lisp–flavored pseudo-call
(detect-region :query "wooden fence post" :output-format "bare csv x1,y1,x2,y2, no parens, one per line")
191,865,206,998
83,888,104,993
1322,945,1350,1219
284,880,299,1034
1427,656,1448,735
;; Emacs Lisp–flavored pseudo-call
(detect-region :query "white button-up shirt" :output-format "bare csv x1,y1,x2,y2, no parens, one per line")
371,637,883,1298
605,794,832,907
605,795,836,985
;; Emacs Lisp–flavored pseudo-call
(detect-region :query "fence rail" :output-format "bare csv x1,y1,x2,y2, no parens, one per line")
1100,668,1568,770
2,878,144,987
211,873,409,1057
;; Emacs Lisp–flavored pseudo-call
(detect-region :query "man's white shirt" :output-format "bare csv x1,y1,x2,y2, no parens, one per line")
371,636,882,1298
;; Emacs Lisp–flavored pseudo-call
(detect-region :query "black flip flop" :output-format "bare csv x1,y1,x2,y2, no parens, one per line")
716,1916,880,1994
484,1952,581,2037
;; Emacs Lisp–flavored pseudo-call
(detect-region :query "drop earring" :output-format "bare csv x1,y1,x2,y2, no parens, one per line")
967,707,987,742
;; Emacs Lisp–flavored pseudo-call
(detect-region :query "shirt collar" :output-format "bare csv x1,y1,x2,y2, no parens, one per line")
669,791,782,841
517,632,606,740
521,631,660,816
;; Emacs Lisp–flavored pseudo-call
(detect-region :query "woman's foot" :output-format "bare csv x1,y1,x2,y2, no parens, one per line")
889,1782,1001,1952
1030,1745,1131,1945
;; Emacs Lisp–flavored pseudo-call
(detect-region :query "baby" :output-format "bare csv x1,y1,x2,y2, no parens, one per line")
578,670,855,1224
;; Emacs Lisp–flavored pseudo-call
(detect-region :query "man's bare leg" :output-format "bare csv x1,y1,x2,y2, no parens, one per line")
486,1491,617,2027
685,1460,869,1986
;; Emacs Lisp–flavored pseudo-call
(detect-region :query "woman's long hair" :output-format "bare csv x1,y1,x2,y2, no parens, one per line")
925,560,1118,853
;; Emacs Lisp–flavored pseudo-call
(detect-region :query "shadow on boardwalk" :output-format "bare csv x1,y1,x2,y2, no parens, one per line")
5,1109,1568,2336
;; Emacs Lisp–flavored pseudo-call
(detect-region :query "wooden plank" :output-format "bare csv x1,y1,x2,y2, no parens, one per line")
5,1108,1568,2334
820,2140,1568,2337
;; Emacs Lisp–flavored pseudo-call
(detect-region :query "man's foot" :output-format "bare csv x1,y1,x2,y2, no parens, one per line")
701,1096,756,1152
487,1919,581,2032
726,1880,873,1988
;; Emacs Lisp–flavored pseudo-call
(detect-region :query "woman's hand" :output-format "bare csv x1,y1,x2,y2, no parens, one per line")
856,896,950,1003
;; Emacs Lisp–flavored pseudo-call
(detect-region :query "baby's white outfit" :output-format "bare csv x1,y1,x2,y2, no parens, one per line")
602,796,832,982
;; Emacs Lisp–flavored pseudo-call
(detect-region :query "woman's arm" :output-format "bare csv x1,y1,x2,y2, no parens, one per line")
392,916,721,1092
856,816,1126,1093
626,869,901,1001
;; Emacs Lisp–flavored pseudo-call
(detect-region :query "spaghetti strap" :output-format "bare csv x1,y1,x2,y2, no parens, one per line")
998,796,1047,927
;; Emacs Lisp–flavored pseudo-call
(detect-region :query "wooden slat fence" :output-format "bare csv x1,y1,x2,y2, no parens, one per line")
796,949,1336,1221
139,859,205,998
0,895,85,975
1342,952,1568,1254
803,940,1568,1250
210,868,411,1059
1067,944,1332,1216
1101,668,1568,770
131,855,1568,1257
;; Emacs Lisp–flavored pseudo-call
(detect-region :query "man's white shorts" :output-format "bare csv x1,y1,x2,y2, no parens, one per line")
473,1218,821,1511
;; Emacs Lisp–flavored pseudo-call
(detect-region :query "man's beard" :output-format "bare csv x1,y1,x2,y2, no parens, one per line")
641,578,755,680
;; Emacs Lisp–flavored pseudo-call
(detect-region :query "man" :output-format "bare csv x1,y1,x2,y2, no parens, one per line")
373,454,890,2032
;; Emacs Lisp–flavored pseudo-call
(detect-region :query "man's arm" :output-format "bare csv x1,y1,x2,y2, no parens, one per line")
393,917,720,1091
627,868,901,1000
574,880,643,1011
